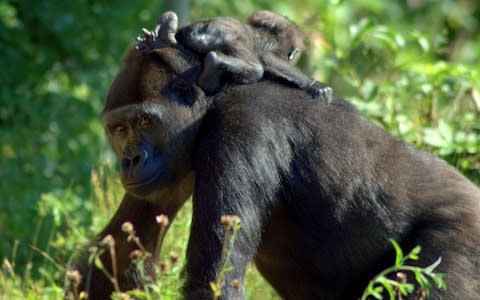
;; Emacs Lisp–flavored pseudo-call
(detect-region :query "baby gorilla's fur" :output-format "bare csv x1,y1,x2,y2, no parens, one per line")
174,10,333,102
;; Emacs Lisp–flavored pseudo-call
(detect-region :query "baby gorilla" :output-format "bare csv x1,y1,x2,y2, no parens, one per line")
145,11,333,102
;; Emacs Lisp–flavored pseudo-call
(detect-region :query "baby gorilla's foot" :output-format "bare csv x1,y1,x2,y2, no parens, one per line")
306,81,333,103
198,51,223,94
158,11,179,46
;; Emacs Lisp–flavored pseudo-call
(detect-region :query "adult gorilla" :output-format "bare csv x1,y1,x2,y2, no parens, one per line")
67,13,480,300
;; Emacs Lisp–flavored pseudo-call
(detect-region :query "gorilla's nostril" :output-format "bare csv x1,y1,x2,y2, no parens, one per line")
132,155,141,166
121,159,131,171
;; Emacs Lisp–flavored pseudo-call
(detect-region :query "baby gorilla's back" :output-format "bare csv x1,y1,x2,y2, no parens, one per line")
174,11,333,101
177,17,253,54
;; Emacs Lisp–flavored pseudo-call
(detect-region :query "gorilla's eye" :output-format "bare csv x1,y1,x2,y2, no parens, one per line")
139,115,151,128
113,124,127,135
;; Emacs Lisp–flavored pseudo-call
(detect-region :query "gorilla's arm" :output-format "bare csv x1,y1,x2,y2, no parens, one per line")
69,195,161,299
67,173,194,299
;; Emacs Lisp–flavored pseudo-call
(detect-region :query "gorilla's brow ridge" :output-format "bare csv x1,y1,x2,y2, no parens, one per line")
101,102,165,124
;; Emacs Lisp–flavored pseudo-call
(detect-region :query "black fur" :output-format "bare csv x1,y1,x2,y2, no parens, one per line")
175,11,333,101
67,31,480,300
184,80,480,299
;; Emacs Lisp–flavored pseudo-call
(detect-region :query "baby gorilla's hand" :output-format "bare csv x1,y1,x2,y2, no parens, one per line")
306,81,333,103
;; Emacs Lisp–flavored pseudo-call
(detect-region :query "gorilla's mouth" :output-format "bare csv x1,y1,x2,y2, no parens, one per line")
124,168,164,191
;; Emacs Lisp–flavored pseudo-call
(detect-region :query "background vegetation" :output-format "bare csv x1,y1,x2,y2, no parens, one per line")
0,0,478,298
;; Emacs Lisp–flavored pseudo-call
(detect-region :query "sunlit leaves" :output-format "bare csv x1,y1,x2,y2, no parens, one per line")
361,240,446,300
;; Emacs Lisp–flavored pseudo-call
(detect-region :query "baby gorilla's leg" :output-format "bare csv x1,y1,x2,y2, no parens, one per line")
198,51,264,93
248,10,292,33
198,52,223,93
261,52,333,103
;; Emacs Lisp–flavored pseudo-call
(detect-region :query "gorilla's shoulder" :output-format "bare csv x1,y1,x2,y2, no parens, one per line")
211,80,359,117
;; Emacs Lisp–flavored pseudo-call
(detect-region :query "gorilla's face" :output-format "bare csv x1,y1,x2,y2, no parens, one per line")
101,47,205,200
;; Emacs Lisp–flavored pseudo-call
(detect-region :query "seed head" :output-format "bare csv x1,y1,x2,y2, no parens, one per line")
170,252,179,264
2,259,13,274
160,261,169,272
66,269,82,286
220,215,241,227
88,245,98,255
121,222,135,234
129,249,144,260
396,272,407,284
156,214,170,227
118,292,132,300
100,234,115,248
417,288,426,300
231,278,241,289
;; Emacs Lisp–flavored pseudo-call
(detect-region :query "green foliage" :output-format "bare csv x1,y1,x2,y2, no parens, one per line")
0,0,164,276
0,0,479,299
361,240,446,300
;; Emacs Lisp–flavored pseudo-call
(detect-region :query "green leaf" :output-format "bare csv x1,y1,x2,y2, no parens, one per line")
349,18,374,42
424,257,442,274
377,277,395,299
394,34,406,48
438,119,453,144
210,281,221,297
414,270,429,288
372,31,398,50
372,286,385,299
417,37,431,52
128,289,147,297
407,245,421,261
390,239,404,266
433,275,447,290
94,256,105,270
410,31,431,52
398,283,415,295
423,128,446,148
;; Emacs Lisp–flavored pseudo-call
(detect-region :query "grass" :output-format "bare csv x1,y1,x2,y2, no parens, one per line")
0,164,280,300
1,164,444,300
